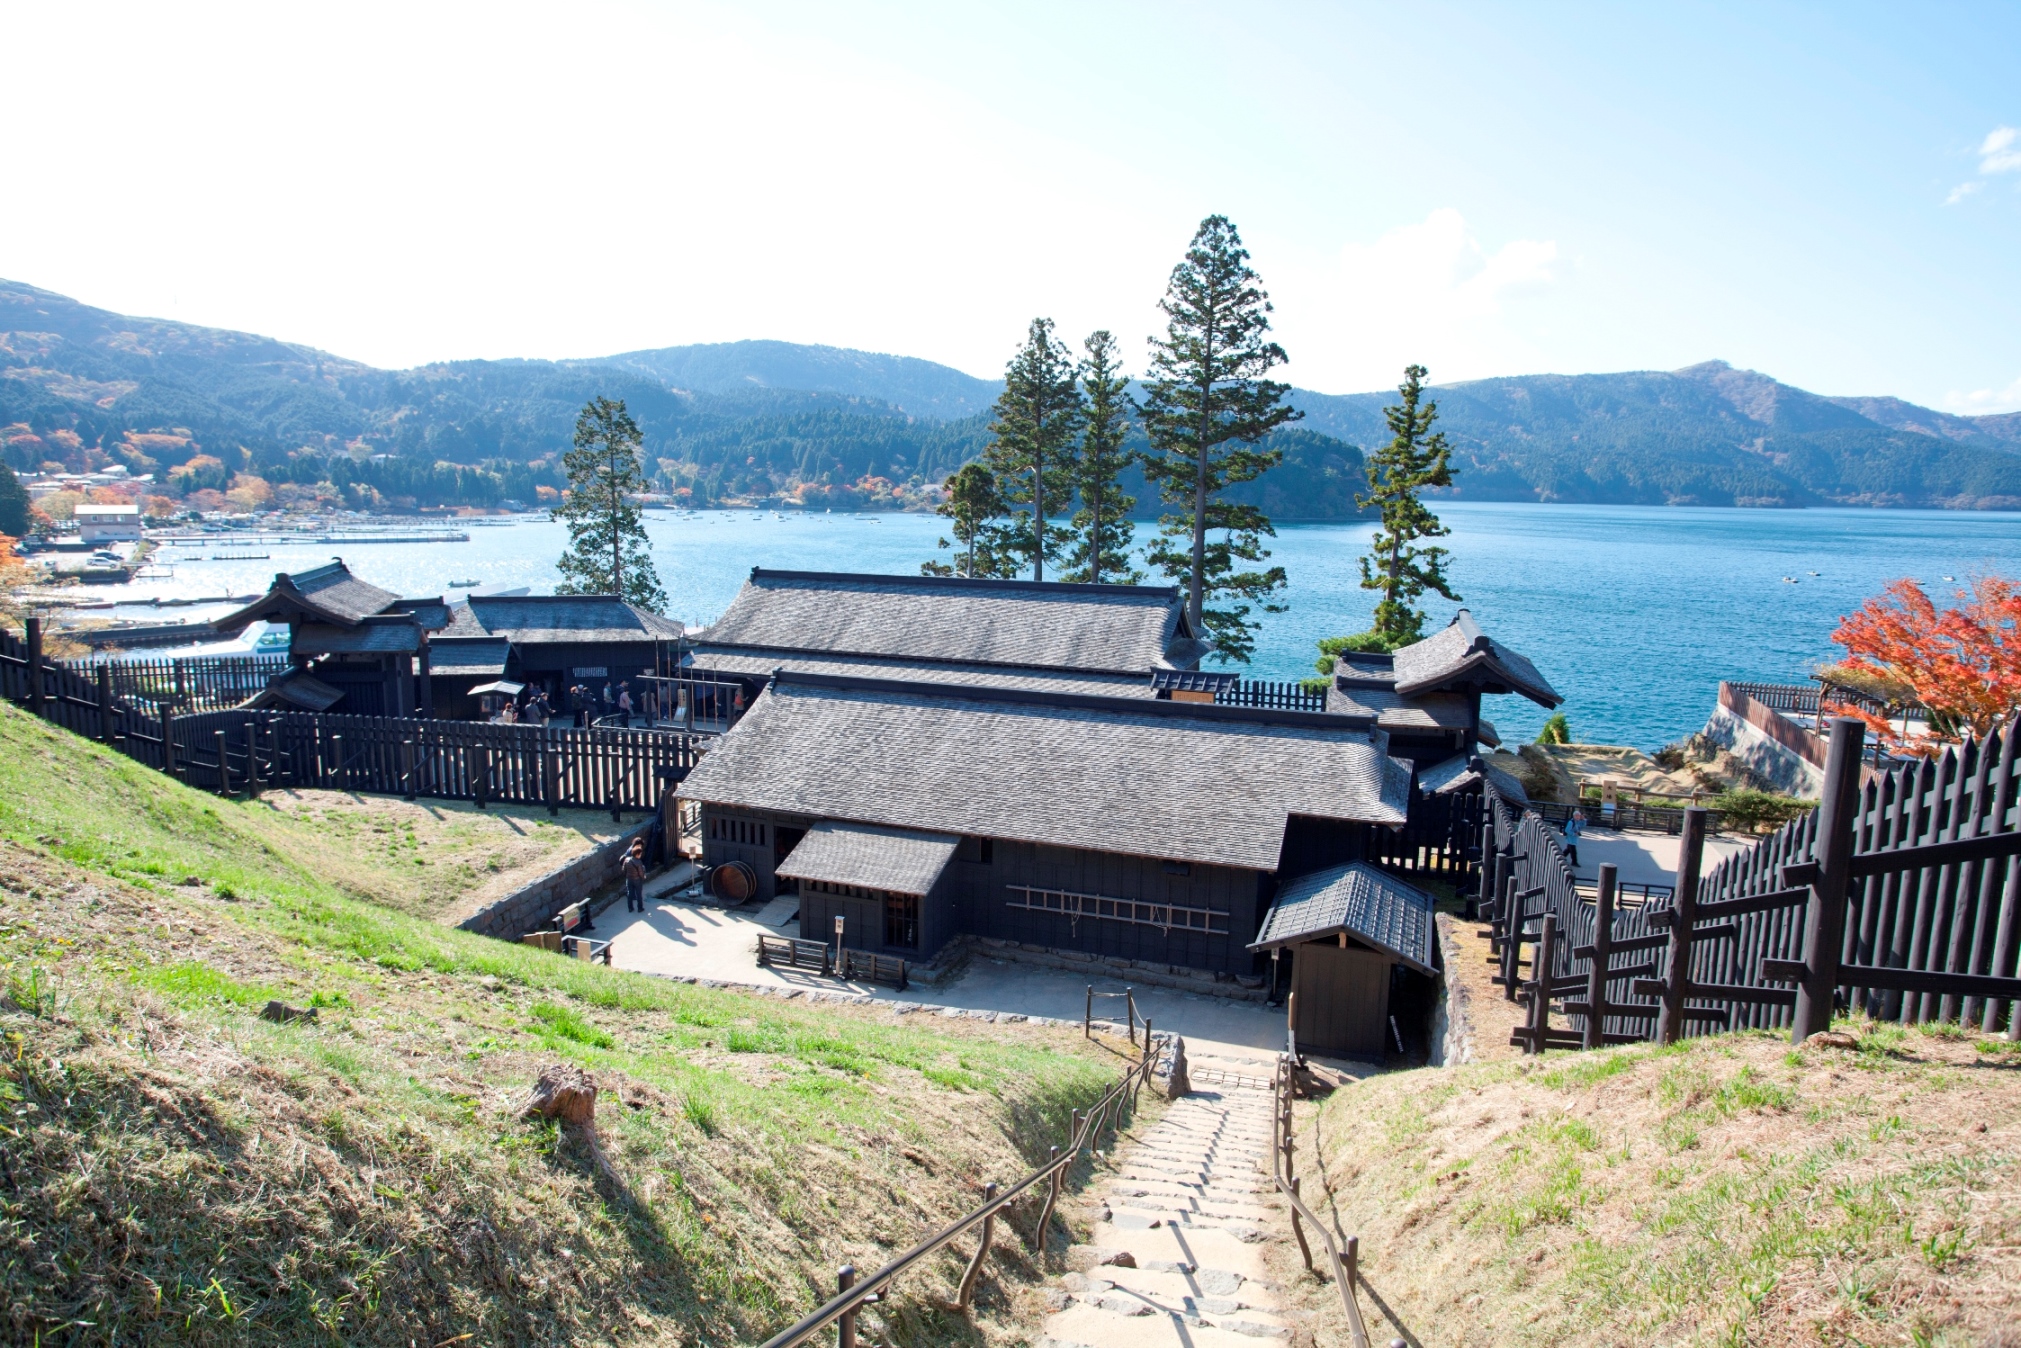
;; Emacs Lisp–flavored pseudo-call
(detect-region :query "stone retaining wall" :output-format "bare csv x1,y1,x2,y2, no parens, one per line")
1431,912,1476,1067
909,934,1270,1002
457,820,655,940
1701,691,1828,796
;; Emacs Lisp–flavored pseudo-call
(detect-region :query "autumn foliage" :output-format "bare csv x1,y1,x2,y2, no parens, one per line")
1828,576,2021,752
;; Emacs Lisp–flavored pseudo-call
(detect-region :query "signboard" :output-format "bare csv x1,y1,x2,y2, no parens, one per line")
570,667,609,677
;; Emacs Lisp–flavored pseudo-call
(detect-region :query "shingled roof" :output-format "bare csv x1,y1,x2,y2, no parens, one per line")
1248,862,1437,973
213,560,411,633
678,673,1411,871
685,647,1149,697
775,822,963,895
695,569,1204,674
1390,610,1560,707
441,596,683,645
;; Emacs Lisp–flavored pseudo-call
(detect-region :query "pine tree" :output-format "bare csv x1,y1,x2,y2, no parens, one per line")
1357,365,1459,646
1062,330,1139,585
922,461,1019,577
553,396,668,612
0,462,30,537
983,318,1083,582
1140,216,1300,662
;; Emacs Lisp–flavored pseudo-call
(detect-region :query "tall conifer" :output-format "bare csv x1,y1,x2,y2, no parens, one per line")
983,318,1082,582
923,461,1018,578
553,396,667,612
1357,364,1459,645
1062,330,1139,585
1140,216,1300,661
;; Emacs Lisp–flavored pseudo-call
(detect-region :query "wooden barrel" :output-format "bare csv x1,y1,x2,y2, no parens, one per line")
711,860,757,904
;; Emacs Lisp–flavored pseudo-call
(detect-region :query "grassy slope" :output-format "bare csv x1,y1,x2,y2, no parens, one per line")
1302,1028,2021,1346
0,703,1130,1345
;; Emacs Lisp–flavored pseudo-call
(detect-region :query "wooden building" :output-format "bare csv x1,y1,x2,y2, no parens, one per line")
428,595,682,719
213,561,448,716
678,568,1210,706
1248,862,1438,1059
675,671,1413,978
1327,608,1562,771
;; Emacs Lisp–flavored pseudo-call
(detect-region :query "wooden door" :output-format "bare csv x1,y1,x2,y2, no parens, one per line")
1291,941,1391,1059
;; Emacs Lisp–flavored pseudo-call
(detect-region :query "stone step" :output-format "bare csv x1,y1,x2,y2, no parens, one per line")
1041,1303,1288,1346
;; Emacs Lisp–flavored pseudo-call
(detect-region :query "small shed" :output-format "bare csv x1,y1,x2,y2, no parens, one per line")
1251,862,1438,1060
775,821,962,957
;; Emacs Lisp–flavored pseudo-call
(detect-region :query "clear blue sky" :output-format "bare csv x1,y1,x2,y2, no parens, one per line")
3,1,2017,411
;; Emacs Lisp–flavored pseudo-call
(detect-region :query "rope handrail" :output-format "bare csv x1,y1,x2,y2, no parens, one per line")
756,1033,1161,1348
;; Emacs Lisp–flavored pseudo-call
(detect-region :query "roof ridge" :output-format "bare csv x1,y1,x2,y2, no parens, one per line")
748,567,1179,600
695,638,1158,678
769,669,1376,732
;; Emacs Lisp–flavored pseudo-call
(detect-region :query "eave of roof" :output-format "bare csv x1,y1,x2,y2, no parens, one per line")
775,821,962,896
1248,861,1437,974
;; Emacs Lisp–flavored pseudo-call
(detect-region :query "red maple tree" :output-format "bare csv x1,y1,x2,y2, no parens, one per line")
1828,576,2021,753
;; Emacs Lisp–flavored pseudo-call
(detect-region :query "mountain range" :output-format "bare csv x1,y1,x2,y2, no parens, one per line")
5,277,2021,515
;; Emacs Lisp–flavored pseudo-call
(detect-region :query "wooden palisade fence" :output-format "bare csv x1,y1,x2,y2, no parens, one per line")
1487,716,2021,1050
1,618,696,815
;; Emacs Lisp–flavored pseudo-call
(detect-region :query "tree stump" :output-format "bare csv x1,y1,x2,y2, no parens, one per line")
523,1064,598,1125
1165,1036,1191,1099
260,1000,317,1024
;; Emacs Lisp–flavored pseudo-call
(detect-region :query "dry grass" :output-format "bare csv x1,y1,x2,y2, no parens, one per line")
1290,1027,2021,1347
0,702,1138,1345
246,788,630,923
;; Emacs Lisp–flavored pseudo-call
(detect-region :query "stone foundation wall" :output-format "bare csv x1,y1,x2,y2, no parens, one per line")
458,820,655,940
1430,912,1476,1067
1701,701,1827,796
910,933,1271,1002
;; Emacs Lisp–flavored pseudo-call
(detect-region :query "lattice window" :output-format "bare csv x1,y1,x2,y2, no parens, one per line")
1005,885,1229,936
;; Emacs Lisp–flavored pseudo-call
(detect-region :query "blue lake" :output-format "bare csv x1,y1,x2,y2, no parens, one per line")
109,504,2021,751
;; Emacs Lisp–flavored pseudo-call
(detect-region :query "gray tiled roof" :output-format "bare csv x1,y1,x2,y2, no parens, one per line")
685,647,1151,696
1415,754,1478,794
442,596,684,645
214,560,403,633
1248,862,1437,973
247,669,345,712
429,638,511,677
1151,669,1241,694
775,821,962,895
291,620,420,656
1391,610,1560,708
678,673,1411,871
698,569,1196,673
1326,684,1475,731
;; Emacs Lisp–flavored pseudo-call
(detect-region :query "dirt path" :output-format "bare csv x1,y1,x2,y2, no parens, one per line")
1037,1058,1291,1347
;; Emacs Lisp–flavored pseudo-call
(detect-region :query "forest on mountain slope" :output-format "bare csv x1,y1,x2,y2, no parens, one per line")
6,278,2021,516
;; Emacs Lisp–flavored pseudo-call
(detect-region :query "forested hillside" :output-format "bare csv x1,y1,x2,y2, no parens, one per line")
5,278,2019,516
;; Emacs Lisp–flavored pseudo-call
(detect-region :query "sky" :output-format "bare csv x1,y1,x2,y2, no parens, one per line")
2,1,2019,411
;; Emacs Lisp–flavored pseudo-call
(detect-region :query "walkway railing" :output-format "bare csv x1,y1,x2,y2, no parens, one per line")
1272,1055,1380,1348
756,1035,1160,1348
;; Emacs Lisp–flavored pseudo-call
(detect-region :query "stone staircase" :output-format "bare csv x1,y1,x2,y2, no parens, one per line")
1038,1064,1291,1346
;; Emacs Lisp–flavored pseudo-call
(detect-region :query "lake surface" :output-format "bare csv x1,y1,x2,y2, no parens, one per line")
97,503,2021,751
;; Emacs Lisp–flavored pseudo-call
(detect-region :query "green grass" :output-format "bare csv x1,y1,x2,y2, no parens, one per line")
0,702,1130,1346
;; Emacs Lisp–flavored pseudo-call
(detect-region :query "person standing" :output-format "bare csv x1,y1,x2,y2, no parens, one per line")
623,839,648,913
617,682,633,728
1562,809,1585,870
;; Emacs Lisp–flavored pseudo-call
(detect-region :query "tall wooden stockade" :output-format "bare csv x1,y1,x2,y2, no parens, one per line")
755,1035,1161,1348
0,620,696,815
1484,717,2021,1050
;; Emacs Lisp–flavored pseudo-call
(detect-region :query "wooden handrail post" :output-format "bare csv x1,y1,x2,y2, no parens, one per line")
1584,863,1617,1050
1343,1233,1359,1296
1795,718,1866,1043
1657,807,1708,1045
956,1181,997,1310
24,616,43,718
1288,1175,1315,1270
1036,1146,1062,1251
835,1265,856,1348
1125,987,1135,1046
1084,985,1092,1038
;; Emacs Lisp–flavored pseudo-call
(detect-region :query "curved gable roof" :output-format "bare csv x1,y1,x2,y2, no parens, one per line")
1390,609,1561,708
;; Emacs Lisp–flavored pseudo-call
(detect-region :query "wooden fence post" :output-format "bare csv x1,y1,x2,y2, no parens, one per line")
244,721,261,798
1793,717,1867,1043
214,729,231,796
1524,913,1558,1054
161,703,177,778
24,616,43,718
1583,864,1617,1050
401,739,417,801
475,746,489,809
835,1265,856,1348
96,664,113,742
1500,874,1524,1001
332,733,345,791
545,747,560,816
1657,807,1708,1045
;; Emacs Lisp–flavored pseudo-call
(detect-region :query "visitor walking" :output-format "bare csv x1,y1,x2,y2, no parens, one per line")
623,839,648,913
1562,809,1585,870
617,682,633,728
